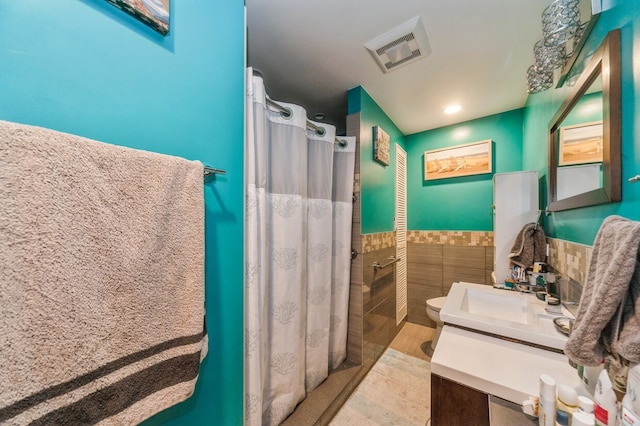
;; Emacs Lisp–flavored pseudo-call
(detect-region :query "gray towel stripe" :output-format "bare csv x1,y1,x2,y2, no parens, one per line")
0,330,204,423
29,350,202,425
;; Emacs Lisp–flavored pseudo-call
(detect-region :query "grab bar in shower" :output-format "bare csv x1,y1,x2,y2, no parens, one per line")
372,256,401,271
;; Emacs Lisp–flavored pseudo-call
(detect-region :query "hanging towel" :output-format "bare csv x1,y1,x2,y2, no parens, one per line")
564,215,640,366
0,120,207,425
508,223,546,270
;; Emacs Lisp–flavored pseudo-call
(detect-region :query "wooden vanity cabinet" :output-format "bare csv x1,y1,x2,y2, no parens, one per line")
431,374,536,425
431,374,490,426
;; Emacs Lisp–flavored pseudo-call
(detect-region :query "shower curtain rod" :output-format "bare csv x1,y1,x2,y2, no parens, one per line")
265,98,348,148
252,68,348,148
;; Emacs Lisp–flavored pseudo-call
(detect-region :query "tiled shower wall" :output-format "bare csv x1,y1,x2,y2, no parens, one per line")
346,113,363,365
407,231,494,327
362,233,401,366
345,112,401,369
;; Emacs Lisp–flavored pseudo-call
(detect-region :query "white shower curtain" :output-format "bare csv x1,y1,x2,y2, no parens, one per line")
329,140,355,370
244,68,355,426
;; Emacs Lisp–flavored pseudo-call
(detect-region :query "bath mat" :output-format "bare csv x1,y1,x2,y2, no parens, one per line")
330,348,431,425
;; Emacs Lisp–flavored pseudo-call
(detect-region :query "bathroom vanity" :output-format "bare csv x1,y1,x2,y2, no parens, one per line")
430,282,585,425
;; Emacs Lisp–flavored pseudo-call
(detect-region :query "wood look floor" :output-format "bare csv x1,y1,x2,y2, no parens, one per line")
389,322,436,362
330,322,435,426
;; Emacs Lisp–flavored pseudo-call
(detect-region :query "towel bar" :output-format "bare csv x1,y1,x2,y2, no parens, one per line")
203,166,226,182
204,166,226,176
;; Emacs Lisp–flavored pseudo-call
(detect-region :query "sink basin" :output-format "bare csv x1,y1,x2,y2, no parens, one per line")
462,288,529,323
440,282,571,350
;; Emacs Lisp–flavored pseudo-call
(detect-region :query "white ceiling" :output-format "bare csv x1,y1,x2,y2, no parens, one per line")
246,0,552,136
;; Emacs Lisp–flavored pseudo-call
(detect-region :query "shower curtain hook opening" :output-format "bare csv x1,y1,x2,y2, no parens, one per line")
261,81,348,148
280,107,292,119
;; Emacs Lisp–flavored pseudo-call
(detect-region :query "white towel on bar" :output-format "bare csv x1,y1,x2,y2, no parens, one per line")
0,120,207,425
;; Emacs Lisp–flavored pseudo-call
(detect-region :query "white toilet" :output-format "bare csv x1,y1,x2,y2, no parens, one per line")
426,297,447,350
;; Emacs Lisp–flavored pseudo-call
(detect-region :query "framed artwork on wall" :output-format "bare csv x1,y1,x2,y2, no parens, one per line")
373,125,390,166
558,121,603,166
424,139,492,181
105,0,170,35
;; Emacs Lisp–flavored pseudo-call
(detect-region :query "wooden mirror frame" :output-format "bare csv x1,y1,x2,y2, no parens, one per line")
547,29,621,212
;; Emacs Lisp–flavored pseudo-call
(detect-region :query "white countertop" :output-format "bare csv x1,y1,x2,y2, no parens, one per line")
431,325,588,406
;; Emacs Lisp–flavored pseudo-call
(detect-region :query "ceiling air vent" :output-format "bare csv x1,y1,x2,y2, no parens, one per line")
365,16,431,73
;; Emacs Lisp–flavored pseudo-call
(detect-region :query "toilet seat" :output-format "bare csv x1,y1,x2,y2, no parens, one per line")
426,296,447,312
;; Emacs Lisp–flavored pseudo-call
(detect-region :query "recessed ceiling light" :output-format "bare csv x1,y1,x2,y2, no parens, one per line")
313,113,325,121
444,104,462,114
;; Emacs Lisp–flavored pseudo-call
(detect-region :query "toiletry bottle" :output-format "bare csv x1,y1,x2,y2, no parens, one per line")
621,363,640,426
540,374,557,426
579,396,595,415
620,405,640,426
556,410,570,426
579,361,605,395
557,385,579,425
574,393,596,425
594,369,619,426
573,411,596,426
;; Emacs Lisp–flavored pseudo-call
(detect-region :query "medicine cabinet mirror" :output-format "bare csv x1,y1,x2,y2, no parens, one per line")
547,29,621,212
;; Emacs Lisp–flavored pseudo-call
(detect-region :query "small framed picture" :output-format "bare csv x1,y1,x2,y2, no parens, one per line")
424,139,492,181
106,0,170,35
559,121,603,166
373,126,390,166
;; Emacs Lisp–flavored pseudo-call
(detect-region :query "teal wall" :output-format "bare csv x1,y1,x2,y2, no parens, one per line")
523,0,640,245
0,1,245,424
350,87,525,233
406,109,525,231
349,87,407,234
562,91,604,126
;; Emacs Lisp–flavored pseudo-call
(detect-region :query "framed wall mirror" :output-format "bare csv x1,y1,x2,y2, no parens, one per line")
547,29,621,212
